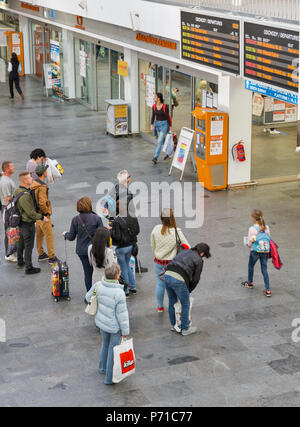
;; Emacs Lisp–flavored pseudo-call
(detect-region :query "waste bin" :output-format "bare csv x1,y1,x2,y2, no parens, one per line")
105,99,128,136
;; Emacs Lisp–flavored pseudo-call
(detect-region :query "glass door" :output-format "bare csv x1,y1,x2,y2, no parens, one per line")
32,24,43,77
74,38,93,106
96,46,110,111
111,50,124,100
170,70,192,136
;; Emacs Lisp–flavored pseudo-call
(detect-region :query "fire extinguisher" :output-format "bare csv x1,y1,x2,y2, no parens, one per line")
232,140,246,162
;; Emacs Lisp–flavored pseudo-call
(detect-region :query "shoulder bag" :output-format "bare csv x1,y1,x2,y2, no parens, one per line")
175,227,183,255
85,282,100,316
78,215,93,241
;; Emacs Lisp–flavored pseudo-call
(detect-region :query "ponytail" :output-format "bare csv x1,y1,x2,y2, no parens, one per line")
251,209,266,231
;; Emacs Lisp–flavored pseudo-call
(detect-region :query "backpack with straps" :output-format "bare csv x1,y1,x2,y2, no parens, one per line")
4,191,27,228
152,104,172,126
252,225,271,254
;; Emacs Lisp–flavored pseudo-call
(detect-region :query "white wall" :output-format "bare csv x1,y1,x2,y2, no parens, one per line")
32,0,181,41
218,75,252,185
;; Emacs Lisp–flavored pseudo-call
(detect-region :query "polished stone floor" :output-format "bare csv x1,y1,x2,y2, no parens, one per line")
0,78,300,407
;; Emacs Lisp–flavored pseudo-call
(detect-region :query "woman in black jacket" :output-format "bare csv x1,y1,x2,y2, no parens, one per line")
164,243,211,336
9,53,24,100
110,200,140,296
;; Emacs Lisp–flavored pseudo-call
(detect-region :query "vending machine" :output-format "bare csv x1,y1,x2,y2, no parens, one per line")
192,108,228,191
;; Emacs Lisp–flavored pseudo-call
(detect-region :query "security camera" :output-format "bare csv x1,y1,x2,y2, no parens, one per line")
78,0,87,10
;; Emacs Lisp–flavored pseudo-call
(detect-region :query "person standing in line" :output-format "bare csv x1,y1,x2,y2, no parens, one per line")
241,209,272,297
62,197,103,293
88,227,117,280
0,161,17,262
151,208,189,313
8,52,24,100
110,200,140,296
14,171,49,274
150,93,174,164
26,149,47,182
30,164,58,264
164,243,211,336
85,263,129,385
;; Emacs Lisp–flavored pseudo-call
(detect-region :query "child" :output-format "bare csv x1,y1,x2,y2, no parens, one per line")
241,209,272,297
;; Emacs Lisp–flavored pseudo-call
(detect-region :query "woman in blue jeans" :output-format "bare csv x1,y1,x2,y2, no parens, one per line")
150,93,173,164
110,201,140,295
85,263,129,385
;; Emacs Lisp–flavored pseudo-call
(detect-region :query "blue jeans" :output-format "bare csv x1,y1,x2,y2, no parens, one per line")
165,275,190,331
248,251,270,291
154,262,167,308
154,120,169,160
116,245,136,293
99,330,122,385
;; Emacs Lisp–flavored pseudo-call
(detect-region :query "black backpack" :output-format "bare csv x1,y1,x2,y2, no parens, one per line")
4,191,27,228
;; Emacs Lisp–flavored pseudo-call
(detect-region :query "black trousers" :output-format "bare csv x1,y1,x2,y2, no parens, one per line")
9,75,23,98
17,222,35,270
78,254,94,292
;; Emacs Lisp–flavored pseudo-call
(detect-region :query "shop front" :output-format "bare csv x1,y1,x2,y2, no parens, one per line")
0,10,19,63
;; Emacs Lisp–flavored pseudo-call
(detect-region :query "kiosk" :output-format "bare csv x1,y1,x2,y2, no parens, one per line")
192,108,228,191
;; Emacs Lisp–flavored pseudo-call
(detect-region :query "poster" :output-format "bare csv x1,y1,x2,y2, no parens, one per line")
43,64,53,89
252,94,264,116
146,75,155,108
79,50,86,78
210,137,223,156
285,106,297,122
211,116,224,136
50,40,62,99
169,127,195,180
0,30,6,47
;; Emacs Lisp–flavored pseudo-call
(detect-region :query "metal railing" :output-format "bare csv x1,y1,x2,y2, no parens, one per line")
147,0,300,22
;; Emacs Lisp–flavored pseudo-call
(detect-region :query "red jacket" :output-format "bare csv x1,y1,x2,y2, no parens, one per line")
269,240,283,270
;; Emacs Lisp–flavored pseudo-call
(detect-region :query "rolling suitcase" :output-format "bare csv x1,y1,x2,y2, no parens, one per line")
51,259,71,302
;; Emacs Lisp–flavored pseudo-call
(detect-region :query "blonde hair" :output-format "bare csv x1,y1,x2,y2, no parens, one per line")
251,209,266,231
160,208,177,236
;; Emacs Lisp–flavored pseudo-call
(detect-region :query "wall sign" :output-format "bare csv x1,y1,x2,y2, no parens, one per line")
245,79,298,105
136,33,177,50
244,22,299,93
181,11,240,75
118,60,128,77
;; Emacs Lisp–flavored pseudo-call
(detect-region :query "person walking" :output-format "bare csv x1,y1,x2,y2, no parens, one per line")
14,171,49,274
0,161,17,262
30,164,57,264
241,209,272,297
150,93,173,164
88,227,117,279
164,243,211,335
26,149,47,182
85,263,129,385
8,52,24,100
110,200,140,296
151,208,189,313
62,197,103,292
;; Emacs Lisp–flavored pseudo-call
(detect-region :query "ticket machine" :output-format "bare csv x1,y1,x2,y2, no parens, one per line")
192,107,228,191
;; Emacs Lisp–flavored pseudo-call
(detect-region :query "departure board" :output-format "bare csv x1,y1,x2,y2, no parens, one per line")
244,22,299,93
181,11,240,75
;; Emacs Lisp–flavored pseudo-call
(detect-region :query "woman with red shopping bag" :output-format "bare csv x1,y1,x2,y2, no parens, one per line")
85,263,130,385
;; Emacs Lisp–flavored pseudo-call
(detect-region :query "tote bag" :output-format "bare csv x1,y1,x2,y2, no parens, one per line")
112,338,136,383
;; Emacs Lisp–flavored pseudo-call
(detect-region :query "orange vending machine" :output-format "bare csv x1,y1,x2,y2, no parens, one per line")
192,107,228,191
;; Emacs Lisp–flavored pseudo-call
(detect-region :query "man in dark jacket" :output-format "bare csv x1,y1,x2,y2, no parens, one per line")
164,243,211,336
14,171,49,274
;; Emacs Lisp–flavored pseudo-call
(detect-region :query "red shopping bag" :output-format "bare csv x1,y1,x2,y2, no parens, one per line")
113,338,136,383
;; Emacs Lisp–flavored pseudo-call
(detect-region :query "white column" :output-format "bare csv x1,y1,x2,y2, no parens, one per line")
218,75,252,185
19,15,32,75
124,48,139,134
62,29,75,99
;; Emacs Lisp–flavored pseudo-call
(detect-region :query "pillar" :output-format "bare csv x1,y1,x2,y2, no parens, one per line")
218,75,252,185
19,15,32,75
123,48,139,134
62,29,75,99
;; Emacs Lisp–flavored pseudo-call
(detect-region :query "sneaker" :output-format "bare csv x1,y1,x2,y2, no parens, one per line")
152,157,157,165
5,254,17,263
38,253,49,261
48,257,58,264
241,281,254,289
171,325,181,333
129,289,137,294
135,266,148,273
163,155,169,160
264,290,272,298
157,307,164,313
182,326,198,336
269,129,280,135
25,267,41,275
17,261,25,268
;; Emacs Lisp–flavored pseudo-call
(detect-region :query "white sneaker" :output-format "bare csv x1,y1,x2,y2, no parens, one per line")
181,326,198,336
171,326,181,333
5,254,18,263
269,129,281,135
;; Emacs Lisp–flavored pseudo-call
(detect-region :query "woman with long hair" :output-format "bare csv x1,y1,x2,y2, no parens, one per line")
150,93,173,164
151,208,189,312
88,227,116,277
8,52,24,100
241,209,272,297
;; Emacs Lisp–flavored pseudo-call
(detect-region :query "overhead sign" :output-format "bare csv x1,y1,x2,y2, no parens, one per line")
244,22,299,93
245,79,298,105
181,11,240,75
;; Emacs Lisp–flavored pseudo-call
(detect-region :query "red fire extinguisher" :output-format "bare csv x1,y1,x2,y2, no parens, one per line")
232,140,246,162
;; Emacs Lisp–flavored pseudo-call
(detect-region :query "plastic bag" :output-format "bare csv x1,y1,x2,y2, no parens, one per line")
46,158,63,184
174,297,194,333
163,132,174,157
113,338,136,383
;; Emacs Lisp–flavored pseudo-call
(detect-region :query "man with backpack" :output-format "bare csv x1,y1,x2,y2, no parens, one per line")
14,171,49,274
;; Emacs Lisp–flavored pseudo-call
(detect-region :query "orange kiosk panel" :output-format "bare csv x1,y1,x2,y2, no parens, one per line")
7,32,25,76
192,107,228,191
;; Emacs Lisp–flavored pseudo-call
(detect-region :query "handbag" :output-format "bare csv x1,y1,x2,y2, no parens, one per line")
175,227,183,255
112,337,136,383
78,215,93,241
131,242,138,257
85,282,100,315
